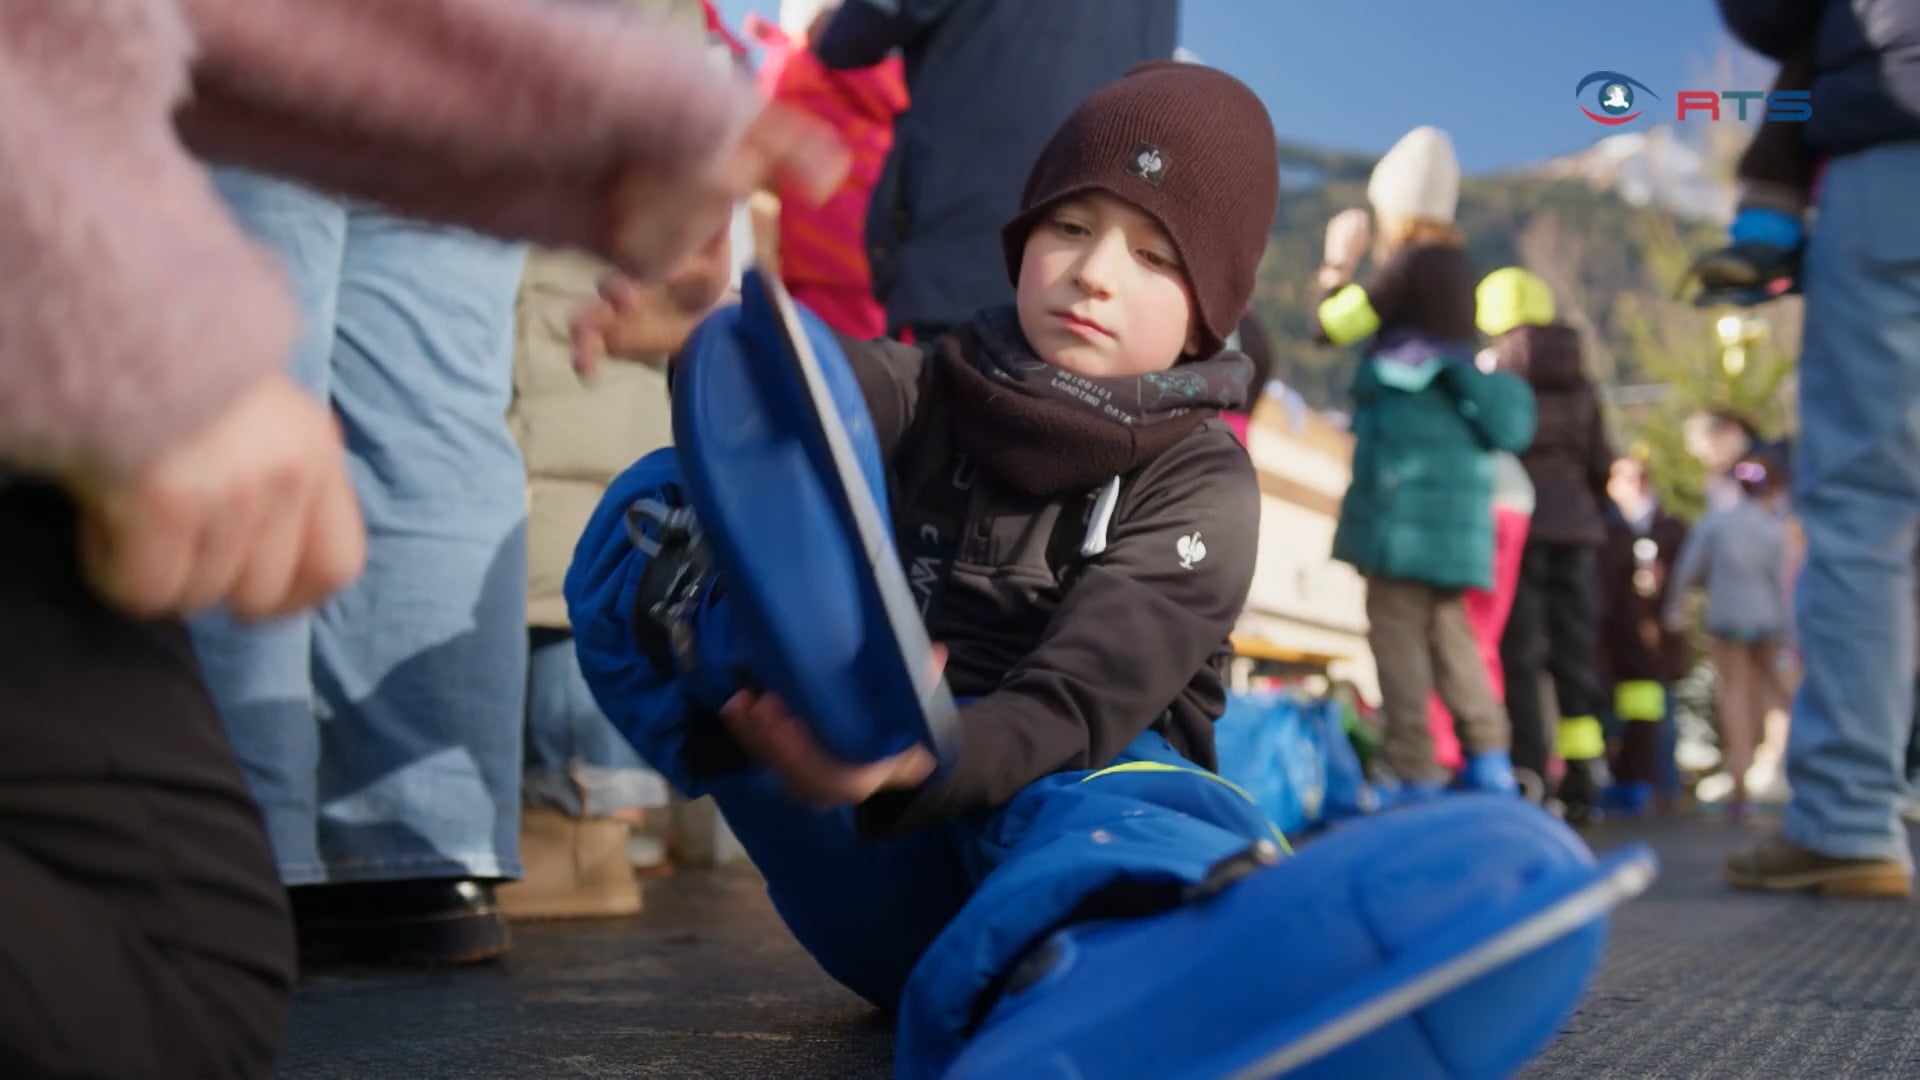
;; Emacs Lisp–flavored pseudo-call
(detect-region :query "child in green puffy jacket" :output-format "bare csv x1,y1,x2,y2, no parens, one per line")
1310,126,1538,805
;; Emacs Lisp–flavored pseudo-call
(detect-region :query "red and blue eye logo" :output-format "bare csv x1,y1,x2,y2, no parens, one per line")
1576,71,1657,125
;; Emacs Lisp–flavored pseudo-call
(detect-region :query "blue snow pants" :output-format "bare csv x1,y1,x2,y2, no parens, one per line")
565,449,1284,1078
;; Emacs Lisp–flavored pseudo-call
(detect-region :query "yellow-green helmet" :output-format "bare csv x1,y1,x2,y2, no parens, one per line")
1476,266,1557,338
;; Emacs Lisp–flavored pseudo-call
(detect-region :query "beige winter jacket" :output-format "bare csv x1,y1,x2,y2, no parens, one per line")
509,0,709,629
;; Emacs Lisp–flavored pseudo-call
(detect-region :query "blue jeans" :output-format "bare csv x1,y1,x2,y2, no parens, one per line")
190,172,530,885
1781,142,1920,865
525,629,667,818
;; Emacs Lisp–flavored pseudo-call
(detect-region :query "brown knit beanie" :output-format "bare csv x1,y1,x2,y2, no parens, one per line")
1001,60,1280,358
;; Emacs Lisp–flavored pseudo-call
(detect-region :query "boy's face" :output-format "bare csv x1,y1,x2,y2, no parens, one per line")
1014,192,1199,379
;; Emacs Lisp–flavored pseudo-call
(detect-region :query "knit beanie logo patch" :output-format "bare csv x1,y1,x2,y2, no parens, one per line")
1125,142,1170,187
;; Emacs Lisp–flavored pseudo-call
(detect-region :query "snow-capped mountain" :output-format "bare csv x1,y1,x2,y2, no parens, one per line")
1530,126,1734,223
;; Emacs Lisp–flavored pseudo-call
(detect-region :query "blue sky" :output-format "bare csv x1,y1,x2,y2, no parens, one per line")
709,0,1774,173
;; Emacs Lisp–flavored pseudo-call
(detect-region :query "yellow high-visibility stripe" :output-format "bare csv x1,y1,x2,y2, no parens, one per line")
1614,680,1667,722
1079,761,1293,853
1558,715,1607,761
1317,284,1380,346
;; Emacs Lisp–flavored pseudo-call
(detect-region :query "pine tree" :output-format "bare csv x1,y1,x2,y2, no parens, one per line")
1602,154,1799,523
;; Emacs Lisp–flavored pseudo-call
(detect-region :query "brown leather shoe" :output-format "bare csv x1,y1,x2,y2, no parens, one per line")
497,805,643,921
1724,834,1913,899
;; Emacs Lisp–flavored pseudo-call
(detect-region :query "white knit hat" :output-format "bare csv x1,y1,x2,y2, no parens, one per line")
780,0,832,33
1366,126,1461,225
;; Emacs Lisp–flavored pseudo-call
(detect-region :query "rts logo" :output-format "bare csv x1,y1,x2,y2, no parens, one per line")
1575,70,1812,124
1577,71,1655,125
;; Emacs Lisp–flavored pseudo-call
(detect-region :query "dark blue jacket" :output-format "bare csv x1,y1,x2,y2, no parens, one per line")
816,0,1180,335
1719,0,1920,156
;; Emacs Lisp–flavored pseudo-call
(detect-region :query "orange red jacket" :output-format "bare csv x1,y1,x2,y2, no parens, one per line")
746,14,906,339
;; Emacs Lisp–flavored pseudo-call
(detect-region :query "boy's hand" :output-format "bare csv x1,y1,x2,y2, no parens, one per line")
720,689,936,808
719,643,947,809
66,372,366,620
573,221,737,378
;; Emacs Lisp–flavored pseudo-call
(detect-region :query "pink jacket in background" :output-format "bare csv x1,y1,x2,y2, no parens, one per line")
746,13,905,340
1428,506,1532,771
0,0,763,481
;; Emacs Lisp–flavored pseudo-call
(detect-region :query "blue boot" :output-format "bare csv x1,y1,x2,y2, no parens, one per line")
1453,751,1520,797
670,268,960,767
1600,781,1653,820
945,797,1656,1080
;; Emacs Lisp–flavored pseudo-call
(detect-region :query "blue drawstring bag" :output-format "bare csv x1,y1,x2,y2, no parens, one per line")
1214,690,1369,835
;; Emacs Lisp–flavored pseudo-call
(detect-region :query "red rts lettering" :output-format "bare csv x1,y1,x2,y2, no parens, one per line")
1676,91,1721,121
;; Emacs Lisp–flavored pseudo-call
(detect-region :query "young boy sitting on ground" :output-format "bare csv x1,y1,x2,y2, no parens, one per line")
567,62,1616,1080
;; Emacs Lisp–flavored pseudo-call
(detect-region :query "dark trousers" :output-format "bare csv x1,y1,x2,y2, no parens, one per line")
1501,543,1603,780
0,483,294,1078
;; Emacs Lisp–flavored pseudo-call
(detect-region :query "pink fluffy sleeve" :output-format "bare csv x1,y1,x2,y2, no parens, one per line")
175,0,765,255
0,2,301,480
0,0,763,480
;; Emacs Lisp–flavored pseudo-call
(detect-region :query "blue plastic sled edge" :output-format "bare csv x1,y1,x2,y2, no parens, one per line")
1194,843,1659,1079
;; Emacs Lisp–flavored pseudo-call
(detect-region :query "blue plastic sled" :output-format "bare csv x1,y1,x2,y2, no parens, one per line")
944,800,1657,1080
671,267,961,768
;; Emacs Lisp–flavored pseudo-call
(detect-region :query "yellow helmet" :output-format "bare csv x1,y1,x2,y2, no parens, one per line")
1476,266,1557,338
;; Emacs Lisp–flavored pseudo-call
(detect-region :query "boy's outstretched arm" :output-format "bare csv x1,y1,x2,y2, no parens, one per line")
856,430,1263,836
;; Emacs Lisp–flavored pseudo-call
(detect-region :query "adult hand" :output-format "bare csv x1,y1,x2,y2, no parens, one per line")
605,101,847,285
65,373,366,621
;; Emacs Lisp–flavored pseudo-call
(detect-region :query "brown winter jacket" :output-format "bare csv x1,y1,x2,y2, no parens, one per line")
1495,324,1614,547
1597,504,1692,684
839,322,1262,836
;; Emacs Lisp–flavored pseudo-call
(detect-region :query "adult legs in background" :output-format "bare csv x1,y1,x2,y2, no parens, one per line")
190,171,347,884
0,484,295,1079
196,175,533,961
1728,142,1920,898
298,206,530,957
501,629,670,921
